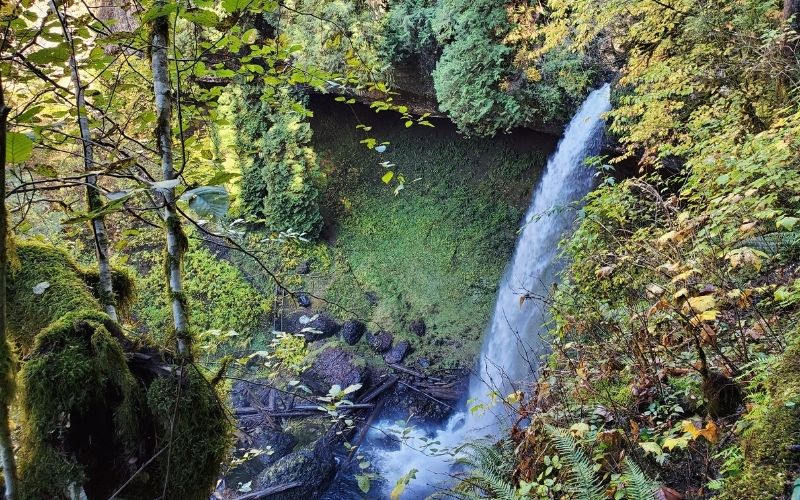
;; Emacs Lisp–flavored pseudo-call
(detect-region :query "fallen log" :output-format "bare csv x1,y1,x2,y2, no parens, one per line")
235,403,375,417
358,375,398,403
233,481,303,499
387,363,443,382
397,380,454,410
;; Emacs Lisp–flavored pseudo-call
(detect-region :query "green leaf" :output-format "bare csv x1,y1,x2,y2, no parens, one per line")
180,186,229,219
382,171,394,184
356,474,371,493
6,132,34,164
142,2,178,21
179,8,219,27
206,170,241,185
27,45,69,65
777,216,799,231
638,441,663,456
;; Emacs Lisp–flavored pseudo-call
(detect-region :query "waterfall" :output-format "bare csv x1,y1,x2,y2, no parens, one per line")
368,84,612,495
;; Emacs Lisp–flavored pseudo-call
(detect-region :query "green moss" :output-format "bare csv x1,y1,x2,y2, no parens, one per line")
7,242,100,353
146,367,231,500
309,97,552,368
8,242,230,499
134,237,270,352
79,264,138,319
18,310,141,499
719,333,800,498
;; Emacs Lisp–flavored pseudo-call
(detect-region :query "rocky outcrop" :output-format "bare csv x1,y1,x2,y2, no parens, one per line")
255,440,336,500
244,427,298,469
283,311,340,340
340,319,366,345
301,346,366,395
366,330,393,353
384,340,411,364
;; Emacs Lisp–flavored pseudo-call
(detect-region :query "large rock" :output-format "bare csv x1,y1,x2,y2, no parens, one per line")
366,331,393,353
283,311,340,341
255,440,335,500
301,346,366,395
339,319,366,345
297,293,312,308
241,427,297,469
384,340,411,364
409,318,426,336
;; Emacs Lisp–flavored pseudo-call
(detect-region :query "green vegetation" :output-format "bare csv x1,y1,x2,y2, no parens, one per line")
7,243,230,499
235,88,325,238
134,236,271,352
310,99,550,366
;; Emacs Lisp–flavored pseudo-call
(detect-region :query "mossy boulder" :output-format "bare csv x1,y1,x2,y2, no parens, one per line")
254,439,336,499
7,242,230,499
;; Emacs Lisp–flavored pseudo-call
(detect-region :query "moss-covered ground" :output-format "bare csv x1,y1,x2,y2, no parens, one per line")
307,97,554,368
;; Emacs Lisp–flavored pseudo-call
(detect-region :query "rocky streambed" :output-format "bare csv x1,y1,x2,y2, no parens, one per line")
213,307,469,499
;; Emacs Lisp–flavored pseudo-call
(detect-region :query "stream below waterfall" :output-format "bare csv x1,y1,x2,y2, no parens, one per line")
361,84,612,497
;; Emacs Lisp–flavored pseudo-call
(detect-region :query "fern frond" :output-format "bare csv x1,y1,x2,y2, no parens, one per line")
544,425,604,500
453,440,517,499
621,456,659,500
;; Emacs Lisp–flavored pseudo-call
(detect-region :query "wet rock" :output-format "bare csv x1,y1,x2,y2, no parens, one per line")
417,357,430,368
365,291,379,306
296,260,311,274
301,346,366,395
409,318,426,336
340,319,366,345
297,293,312,308
366,330,393,353
384,340,411,364
284,311,340,340
255,440,335,500
243,427,297,469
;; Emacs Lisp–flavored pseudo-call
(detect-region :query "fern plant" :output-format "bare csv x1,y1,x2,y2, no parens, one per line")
544,425,604,500
620,456,660,500
452,440,518,499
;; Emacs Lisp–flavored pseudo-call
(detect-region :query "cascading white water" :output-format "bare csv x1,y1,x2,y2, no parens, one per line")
369,84,612,494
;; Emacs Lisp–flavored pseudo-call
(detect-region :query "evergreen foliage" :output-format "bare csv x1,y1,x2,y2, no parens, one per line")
544,425,604,500
236,89,324,238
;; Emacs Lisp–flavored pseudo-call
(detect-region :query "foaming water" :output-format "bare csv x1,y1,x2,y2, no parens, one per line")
368,84,612,495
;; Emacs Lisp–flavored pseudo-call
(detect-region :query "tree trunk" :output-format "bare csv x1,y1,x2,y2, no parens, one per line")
51,0,119,322
0,76,19,500
150,9,190,358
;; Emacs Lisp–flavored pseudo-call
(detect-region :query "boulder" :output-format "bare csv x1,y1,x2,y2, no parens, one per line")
301,346,366,395
255,440,335,500
366,330,393,353
296,260,311,274
241,427,297,469
409,318,426,336
297,293,312,308
339,319,366,345
283,311,340,341
384,340,411,364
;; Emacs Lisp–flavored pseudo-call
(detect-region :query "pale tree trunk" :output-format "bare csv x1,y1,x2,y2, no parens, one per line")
150,11,190,358
0,76,19,500
51,0,118,322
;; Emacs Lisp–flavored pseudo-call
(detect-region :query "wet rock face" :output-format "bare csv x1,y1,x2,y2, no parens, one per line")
366,331,393,353
340,319,366,345
301,346,366,395
383,340,411,364
255,440,336,500
283,311,340,341
409,318,426,336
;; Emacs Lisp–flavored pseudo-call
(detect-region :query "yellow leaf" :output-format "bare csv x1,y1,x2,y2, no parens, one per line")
683,295,716,314
681,419,719,443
